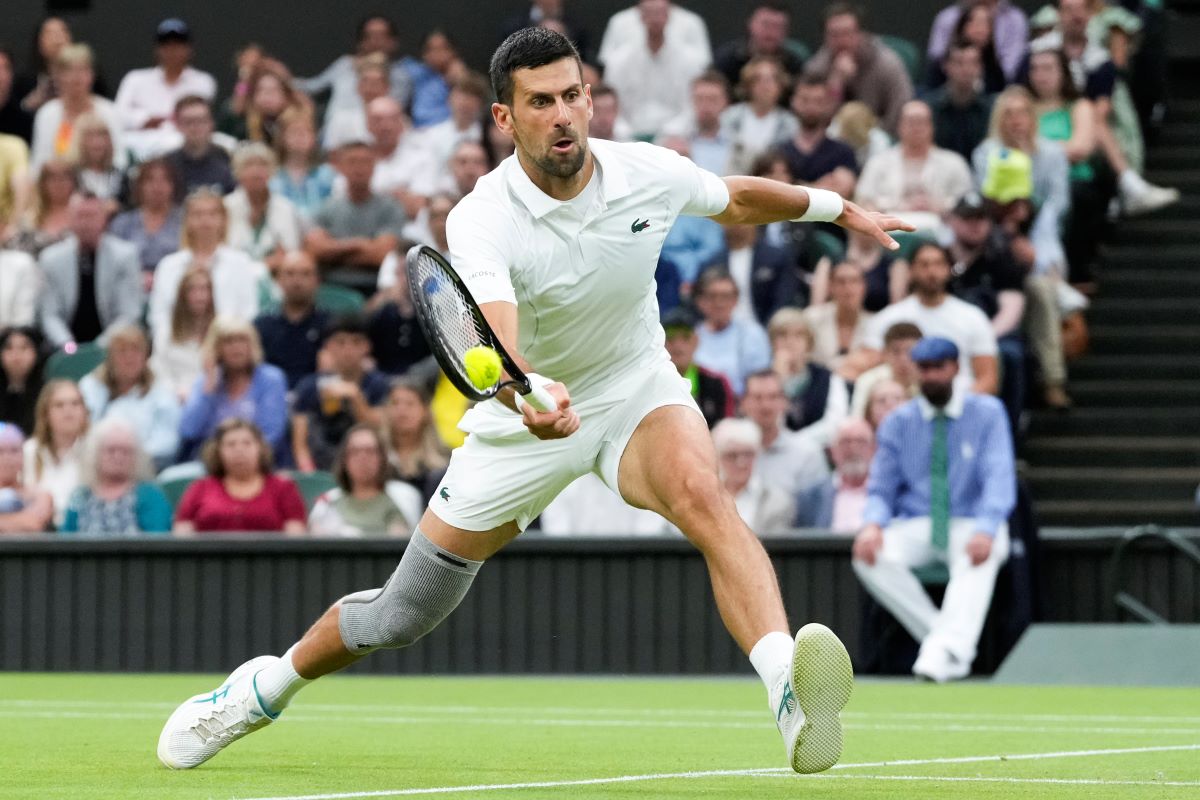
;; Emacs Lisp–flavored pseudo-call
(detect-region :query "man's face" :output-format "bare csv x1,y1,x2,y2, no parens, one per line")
495,57,590,181
898,102,934,150
692,80,728,128
1059,0,1091,39
791,82,831,129
358,69,389,104
156,40,191,72
338,146,376,190
449,87,483,127
70,197,107,246
664,328,697,372
910,248,951,296
831,423,874,478
748,7,789,53
884,337,919,383
360,19,397,56
278,254,318,304
695,278,738,329
175,103,214,148
366,100,403,149
327,332,370,373
639,0,670,38
590,94,618,139
918,359,959,406
950,212,991,249
428,197,453,249
830,264,865,309
451,142,490,195
944,46,982,92
825,13,862,55
742,374,787,429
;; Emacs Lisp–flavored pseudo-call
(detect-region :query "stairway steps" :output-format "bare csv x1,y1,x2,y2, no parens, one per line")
1100,269,1200,297
1100,244,1200,270
1068,380,1200,407
1087,325,1200,354
1139,195,1200,220
1025,437,1200,468
1086,298,1200,325
1029,408,1200,437
1069,355,1200,380
1035,500,1198,528
1145,169,1200,190
1147,146,1200,170
1112,219,1200,244
1156,122,1200,146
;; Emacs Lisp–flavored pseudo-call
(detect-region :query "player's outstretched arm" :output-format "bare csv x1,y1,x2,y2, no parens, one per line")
709,176,916,251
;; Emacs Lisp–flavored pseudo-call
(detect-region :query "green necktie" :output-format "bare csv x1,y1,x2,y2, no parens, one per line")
930,412,950,550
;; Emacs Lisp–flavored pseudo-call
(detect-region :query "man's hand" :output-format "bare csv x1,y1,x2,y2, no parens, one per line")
835,199,916,251
853,523,885,565
521,382,580,441
966,533,993,566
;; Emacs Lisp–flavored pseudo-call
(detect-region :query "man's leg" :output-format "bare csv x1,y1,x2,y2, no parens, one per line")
851,517,942,643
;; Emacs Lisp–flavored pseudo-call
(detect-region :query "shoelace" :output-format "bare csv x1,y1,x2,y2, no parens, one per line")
189,695,258,745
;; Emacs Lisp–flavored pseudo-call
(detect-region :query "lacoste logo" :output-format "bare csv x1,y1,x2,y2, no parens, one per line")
631,218,651,233
439,487,451,502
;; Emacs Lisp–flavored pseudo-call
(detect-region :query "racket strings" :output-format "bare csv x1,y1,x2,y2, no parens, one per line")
411,253,490,387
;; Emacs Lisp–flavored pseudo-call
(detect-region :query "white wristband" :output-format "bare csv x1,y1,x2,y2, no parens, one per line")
512,373,553,412
794,188,844,223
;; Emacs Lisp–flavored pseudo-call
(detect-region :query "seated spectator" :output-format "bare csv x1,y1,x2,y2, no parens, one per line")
3,158,76,257
66,113,125,214
855,100,974,234
219,59,308,148
864,377,909,431
365,248,432,376
416,72,488,174
269,108,336,222
811,230,904,314
925,3,1007,94
721,56,798,175
31,44,124,173
804,3,913,135
660,212,726,296
39,192,143,349
712,417,795,534
291,314,389,472
308,423,422,536
483,115,516,165
540,472,671,536
852,336,1015,682
804,262,876,380
501,2,594,60
149,188,264,341
178,317,288,462
381,379,449,502
659,71,732,175
356,96,435,220
305,141,405,292
60,417,173,536
0,129,31,236
412,139,489,205
860,242,999,396
151,266,214,403
795,417,876,531
926,42,995,162
767,308,849,448
0,46,35,143
0,248,37,328
254,251,330,389
927,0,1028,84
778,75,859,199
692,268,771,396
163,96,235,202
715,2,807,87
587,84,632,143
14,18,79,121
0,422,53,533
223,142,301,273
403,30,465,129
662,305,735,429
107,158,184,281
322,54,392,150
829,100,891,170
851,321,923,419
598,0,712,69
0,326,46,434
174,418,306,535
24,379,90,528
741,370,830,498
78,325,180,469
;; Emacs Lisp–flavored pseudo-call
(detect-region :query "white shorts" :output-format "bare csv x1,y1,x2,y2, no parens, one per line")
430,359,701,531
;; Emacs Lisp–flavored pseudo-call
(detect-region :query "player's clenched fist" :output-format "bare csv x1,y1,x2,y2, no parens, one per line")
521,382,580,440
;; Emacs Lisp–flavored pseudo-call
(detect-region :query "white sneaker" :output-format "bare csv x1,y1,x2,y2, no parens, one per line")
1123,184,1180,216
773,623,854,774
913,643,970,683
157,655,279,769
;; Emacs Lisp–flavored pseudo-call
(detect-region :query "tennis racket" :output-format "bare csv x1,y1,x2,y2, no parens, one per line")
406,244,556,412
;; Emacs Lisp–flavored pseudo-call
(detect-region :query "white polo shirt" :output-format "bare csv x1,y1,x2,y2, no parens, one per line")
864,294,998,391
445,139,729,404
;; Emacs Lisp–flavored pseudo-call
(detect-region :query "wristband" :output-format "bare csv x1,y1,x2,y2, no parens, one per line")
794,188,844,223
512,372,553,412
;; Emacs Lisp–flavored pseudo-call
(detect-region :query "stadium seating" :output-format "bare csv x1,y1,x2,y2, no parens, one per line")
45,342,106,381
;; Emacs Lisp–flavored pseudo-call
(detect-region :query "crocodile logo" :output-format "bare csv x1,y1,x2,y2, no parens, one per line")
631,218,651,233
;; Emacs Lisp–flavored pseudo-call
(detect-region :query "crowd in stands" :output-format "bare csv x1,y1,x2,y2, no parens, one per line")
0,0,1176,549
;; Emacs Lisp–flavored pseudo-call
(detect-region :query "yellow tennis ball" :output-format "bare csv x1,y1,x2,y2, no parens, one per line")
463,346,502,390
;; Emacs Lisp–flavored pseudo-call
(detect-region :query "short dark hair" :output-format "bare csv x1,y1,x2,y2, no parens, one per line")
693,69,731,96
590,82,617,102
910,241,953,266
796,73,830,91
825,2,865,25
324,312,369,340
174,94,211,116
745,369,783,390
754,1,791,15
355,14,397,44
489,26,582,106
695,266,738,298
883,322,924,345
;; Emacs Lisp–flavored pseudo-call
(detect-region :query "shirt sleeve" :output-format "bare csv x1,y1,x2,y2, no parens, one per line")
863,412,904,528
175,479,205,525
966,306,1000,356
293,375,319,414
647,143,730,217
445,197,517,305
274,478,309,524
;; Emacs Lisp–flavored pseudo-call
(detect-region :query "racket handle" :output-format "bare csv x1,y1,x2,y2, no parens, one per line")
522,382,557,413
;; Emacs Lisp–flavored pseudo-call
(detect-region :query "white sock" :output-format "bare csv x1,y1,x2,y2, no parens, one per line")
253,645,312,716
749,631,795,695
1119,168,1146,197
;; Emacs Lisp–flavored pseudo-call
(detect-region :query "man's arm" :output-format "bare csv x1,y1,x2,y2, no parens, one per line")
303,227,364,261
992,290,1025,338
971,354,999,395
346,234,400,268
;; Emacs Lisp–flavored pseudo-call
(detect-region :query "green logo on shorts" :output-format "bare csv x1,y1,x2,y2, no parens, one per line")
439,487,451,502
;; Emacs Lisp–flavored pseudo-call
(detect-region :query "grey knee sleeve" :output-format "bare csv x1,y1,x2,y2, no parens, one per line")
337,528,483,655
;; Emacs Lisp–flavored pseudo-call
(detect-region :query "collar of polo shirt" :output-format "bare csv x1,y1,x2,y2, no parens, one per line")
505,138,632,219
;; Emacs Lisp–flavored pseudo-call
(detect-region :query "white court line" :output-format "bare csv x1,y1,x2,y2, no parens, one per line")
794,774,1200,788
234,743,1200,800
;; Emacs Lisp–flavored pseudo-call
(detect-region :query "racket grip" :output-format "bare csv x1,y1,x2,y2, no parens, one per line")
522,382,557,413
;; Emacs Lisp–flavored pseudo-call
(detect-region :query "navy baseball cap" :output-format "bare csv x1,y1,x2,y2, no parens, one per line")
661,304,699,332
910,336,959,364
156,18,191,43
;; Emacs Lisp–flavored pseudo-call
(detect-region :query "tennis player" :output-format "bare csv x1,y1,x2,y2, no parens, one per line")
158,27,914,774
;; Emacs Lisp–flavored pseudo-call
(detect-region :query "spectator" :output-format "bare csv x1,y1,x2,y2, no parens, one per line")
108,158,184,281
0,47,35,143
828,100,890,169
67,113,125,213
860,242,999,396
721,203,800,324
741,370,830,499
795,417,876,531
662,305,735,429
403,30,465,129
174,418,306,535
305,141,406,293
0,127,31,234
269,109,336,220
254,251,330,389
659,209,726,296
602,0,711,140
0,247,37,328
60,417,173,536
219,59,308,148
587,84,632,143
149,188,264,343
500,1,593,63
0,326,45,434
223,142,302,273
151,266,214,403
39,192,143,349
721,56,798,175
598,1,712,69
864,377,909,431
3,157,76,257
24,378,90,528
926,42,995,161
712,417,796,534
540,472,670,536
851,321,923,419
803,261,876,380
178,317,288,462
291,314,390,472
221,44,264,126
415,139,490,203
767,308,849,448
856,100,974,235
483,115,516,166
13,18,75,118
380,379,449,503
811,230,906,313
927,0,1029,82
715,2,807,87
322,53,392,150
78,325,180,469
113,19,217,160
0,422,53,533
778,75,859,199
357,96,434,220
924,3,1007,94
692,268,771,396
31,44,125,173
659,71,732,175
308,424,423,536
163,96,236,202
366,245,433,376
804,3,914,135
852,336,1015,682
417,72,489,173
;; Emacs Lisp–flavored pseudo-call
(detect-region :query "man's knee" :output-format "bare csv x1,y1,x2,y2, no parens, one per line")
667,470,729,525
